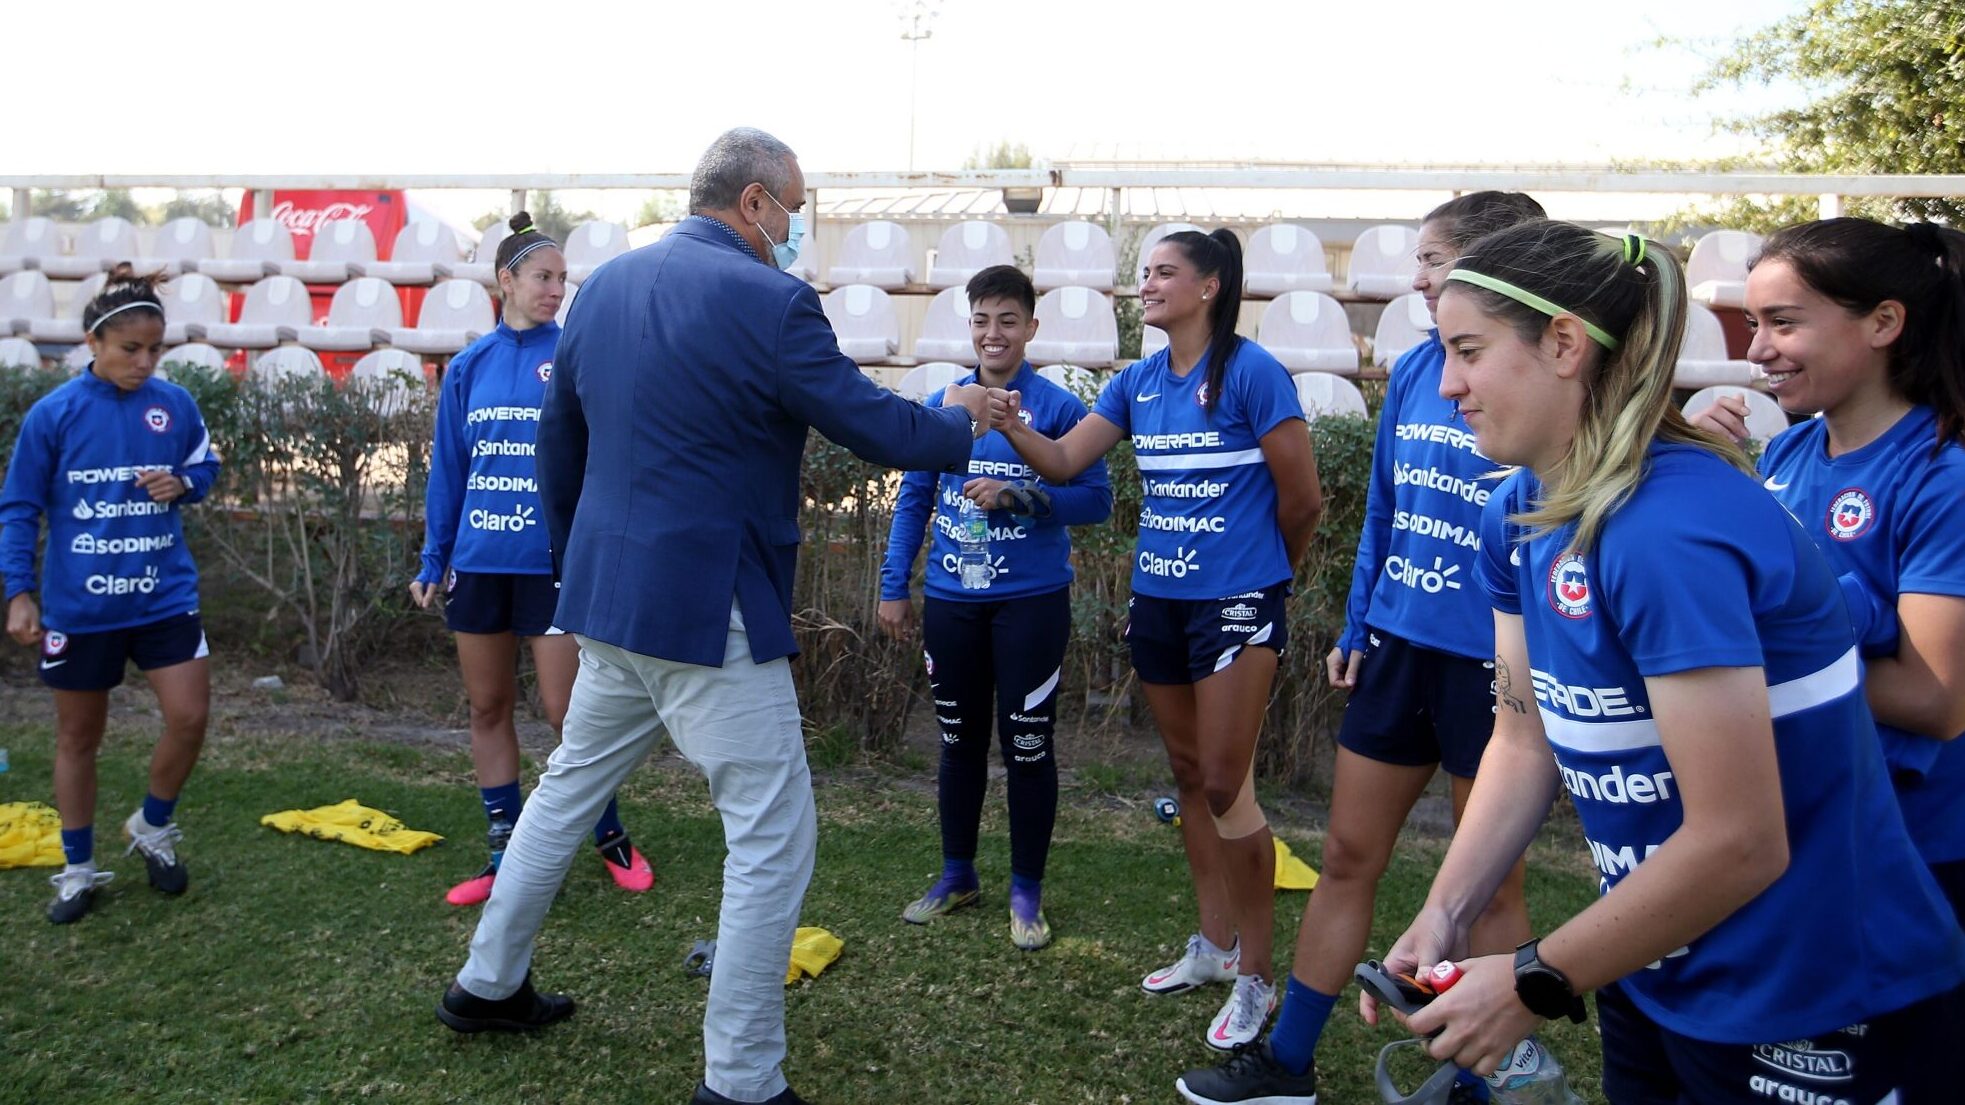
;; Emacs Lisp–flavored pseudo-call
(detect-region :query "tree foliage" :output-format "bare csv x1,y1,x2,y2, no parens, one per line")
964,141,1034,170
471,191,601,244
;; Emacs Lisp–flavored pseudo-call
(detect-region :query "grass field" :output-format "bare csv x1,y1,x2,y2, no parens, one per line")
0,717,1605,1105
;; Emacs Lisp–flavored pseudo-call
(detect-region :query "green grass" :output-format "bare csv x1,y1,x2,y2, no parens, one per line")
0,721,1605,1104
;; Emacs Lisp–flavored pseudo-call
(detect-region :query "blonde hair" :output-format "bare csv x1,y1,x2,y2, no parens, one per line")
1446,220,1752,553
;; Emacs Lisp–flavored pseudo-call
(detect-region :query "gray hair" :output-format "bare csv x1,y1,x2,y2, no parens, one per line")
689,128,797,213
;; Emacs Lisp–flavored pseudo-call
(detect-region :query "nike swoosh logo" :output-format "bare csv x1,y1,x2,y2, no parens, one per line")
1509,547,1522,566
40,659,66,669
1763,477,1791,491
1136,392,1161,402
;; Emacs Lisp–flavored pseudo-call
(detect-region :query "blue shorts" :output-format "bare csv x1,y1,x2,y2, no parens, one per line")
1597,978,1965,1104
38,611,208,692
444,570,562,637
1125,582,1290,685
1337,629,1495,778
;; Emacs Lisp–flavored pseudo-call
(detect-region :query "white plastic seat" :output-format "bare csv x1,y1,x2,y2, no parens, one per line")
1036,364,1098,399
1373,293,1433,368
349,348,427,415
137,217,218,276
159,342,228,374
249,344,326,385
0,217,58,275
1683,385,1790,446
1133,222,1203,284
389,279,496,355
1027,287,1118,368
1674,302,1754,388
203,276,312,350
1346,225,1421,299
202,218,295,284
296,277,399,351
1295,372,1370,420
827,221,915,290
911,287,975,363
41,217,140,280
157,273,224,345
1032,221,1115,292
0,336,41,368
1688,230,1764,310
821,284,901,364
1140,325,1168,359
790,232,820,284
895,362,966,401
557,281,578,326
927,222,1012,290
1,271,57,336
1258,292,1360,375
564,220,629,284
1244,224,1334,296
366,221,464,286
27,273,107,344
278,218,375,285
451,221,513,287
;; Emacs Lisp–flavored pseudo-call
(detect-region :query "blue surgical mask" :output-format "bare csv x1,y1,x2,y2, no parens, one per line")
761,192,806,270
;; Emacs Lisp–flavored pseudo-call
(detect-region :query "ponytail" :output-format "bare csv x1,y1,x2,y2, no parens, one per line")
1161,228,1245,412
495,211,557,273
83,262,167,336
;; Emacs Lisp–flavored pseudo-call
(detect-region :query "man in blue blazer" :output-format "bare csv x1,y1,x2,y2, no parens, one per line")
440,128,988,1105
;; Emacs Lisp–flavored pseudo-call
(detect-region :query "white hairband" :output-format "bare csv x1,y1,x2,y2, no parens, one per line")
503,239,553,272
88,300,164,334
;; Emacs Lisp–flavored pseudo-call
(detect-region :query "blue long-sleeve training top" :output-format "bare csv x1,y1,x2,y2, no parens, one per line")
0,365,220,633
417,321,560,583
881,363,1112,602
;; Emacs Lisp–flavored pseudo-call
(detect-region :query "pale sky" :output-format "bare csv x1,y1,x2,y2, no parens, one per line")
5,0,1806,223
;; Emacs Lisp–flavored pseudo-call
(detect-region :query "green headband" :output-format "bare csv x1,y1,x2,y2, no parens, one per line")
1443,268,1621,351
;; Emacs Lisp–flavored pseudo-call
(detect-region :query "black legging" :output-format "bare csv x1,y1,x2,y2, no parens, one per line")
921,586,1071,882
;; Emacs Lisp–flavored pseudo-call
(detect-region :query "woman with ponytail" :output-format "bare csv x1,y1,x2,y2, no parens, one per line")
1334,221,1963,1105
988,228,1323,1049
412,213,653,906
1698,217,1965,923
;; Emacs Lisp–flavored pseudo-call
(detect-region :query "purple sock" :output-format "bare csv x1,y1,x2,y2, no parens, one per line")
1009,874,1042,921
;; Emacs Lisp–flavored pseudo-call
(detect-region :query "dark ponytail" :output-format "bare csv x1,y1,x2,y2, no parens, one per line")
494,211,557,273
1756,217,1965,449
1162,228,1244,412
82,262,167,336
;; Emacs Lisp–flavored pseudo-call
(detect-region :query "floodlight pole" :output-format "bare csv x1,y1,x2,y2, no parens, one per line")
900,1,939,171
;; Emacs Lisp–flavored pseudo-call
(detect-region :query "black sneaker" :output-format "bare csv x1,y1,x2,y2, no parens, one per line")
436,974,575,1033
689,1082,810,1105
1176,1041,1319,1104
123,811,188,895
47,868,114,925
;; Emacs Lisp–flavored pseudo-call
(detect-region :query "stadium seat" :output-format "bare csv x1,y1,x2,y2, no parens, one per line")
389,279,495,355
1687,229,1763,310
1133,222,1203,284
827,221,915,289
202,276,312,350
201,218,295,284
895,362,966,401
0,336,40,368
1140,324,1168,359
158,273,224,345
1683,385,1790,446
1027,287,1118,368
789,233,821,284
136,217,218,276
927,222,1013,289
0,217,58,275
1244,223,1334,296
1346,225,1420,299
1674,302,1755,388
1258,292,1360,375
27,273,107,344
0,270,56,336
1033,220,1115,292
912,287,975,363
1036,363,1098,399
277,218,374,284
557,281,578,326
41,217,140,280
349,348,427,415
451,220,512,287
564,220,629,284
1295,372,1370,420
159,342,228,375
250,344,326,384
296,277,399,351
1373,293,1433,368
367,221,464,286
822,284,900,364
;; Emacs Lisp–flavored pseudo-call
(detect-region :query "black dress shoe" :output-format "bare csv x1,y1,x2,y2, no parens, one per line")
689,1082,810,1105
436,974,575,1033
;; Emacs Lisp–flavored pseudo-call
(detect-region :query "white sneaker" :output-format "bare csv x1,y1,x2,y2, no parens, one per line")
1141,933,1240,996
123,810,189,895
1206,974,1278,1050
47,866,114,924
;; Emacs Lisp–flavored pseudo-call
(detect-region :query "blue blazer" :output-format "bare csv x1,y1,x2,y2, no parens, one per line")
538,216,974,667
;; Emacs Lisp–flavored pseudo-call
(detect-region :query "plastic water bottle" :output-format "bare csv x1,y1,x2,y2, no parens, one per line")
0,746,8,774
1484,1036,1584,1104
956,497,991,589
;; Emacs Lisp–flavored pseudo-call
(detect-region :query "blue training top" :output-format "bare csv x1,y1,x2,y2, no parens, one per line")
1338,333,1495,660
0,366,221,633
417,321,559,583
1480,442,1965,1043
1091,340,1302,599
1759,405,1965,866
880,363,1112,602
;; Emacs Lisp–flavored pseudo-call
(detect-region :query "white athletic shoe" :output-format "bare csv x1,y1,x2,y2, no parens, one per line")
1141,934,1240,996
1206,974,1278,1051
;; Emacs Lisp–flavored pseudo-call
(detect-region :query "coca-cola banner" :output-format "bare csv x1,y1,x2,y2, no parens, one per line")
238,190,407,260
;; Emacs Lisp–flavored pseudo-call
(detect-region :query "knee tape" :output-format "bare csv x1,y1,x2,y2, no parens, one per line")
1210,768,1266,840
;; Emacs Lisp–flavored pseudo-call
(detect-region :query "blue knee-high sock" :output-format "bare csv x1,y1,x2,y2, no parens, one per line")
140,792,177,829
60,825,94,868
1269,976,1339,1075
480,781,523,827
591,796,625,845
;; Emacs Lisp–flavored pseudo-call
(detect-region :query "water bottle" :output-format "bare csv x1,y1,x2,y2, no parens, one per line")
1484,1036,1584,1104
956,497,991,590
0,746,8,774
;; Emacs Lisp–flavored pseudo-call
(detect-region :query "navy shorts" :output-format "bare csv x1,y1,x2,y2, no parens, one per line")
1337,629,1496,778
444,570,562,637
1125,582,1290,685
1597,979,1965,1104
38,611,208,692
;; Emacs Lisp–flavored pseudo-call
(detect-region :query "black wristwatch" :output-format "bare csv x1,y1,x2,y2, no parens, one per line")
1513,939,1588,1023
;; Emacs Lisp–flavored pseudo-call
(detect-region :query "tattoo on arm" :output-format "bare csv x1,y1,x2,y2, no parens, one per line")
1496,656,1530,715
